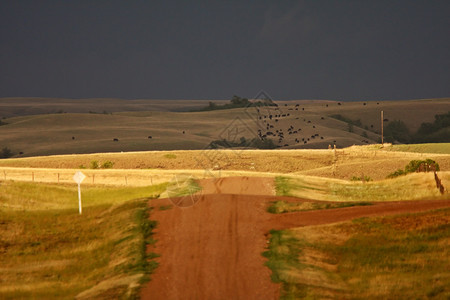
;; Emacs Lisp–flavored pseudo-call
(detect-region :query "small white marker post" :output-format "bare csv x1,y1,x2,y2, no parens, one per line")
73,171,86,215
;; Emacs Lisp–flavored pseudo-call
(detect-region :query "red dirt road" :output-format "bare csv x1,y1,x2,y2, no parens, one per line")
141,177,450,300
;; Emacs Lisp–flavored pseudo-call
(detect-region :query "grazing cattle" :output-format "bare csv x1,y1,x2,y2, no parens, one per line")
295,104,299,107
148,136,152,139
383,119,389,122
338,102,341,105
313,125,316,128
307,120,311,123
182,131,186,134
19,151,24,155
113,138,119,142
320,137,324,139
363,103,366,105
321,117,324,120
275,119,278,122
295,108,298,110
326,104,328,107
302,108,305,110
72,136,75,140
284,144,288,147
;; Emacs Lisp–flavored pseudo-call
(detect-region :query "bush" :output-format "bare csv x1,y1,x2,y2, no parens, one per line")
208,137,277,149
330,114,362,127
101,161,114,169
0,147,13,159
350,175,373,182
387,159,440,178
90,160,100,169
413,111,450,143
384,120,411,143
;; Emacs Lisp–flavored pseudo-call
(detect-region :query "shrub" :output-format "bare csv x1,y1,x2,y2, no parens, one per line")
90,160,100,169
387,159,440,178
0,147,13,159
384,120,411,143
350,175,373,182
101,161,114,169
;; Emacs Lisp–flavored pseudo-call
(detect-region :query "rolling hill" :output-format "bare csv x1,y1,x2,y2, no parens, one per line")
0,97,448,157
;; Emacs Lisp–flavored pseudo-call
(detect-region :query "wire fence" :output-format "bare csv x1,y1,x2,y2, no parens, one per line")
0,167,204,187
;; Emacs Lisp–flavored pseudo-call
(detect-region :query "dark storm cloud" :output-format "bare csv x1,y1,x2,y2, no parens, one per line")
0,1,449,100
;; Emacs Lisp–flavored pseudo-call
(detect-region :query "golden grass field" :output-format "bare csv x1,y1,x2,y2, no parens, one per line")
1,144,449,181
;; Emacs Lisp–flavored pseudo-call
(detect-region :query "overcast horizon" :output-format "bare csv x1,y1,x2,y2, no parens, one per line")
1,1,449,101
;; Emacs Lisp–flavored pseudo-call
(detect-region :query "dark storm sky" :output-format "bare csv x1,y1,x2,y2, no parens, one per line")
1,1,449,101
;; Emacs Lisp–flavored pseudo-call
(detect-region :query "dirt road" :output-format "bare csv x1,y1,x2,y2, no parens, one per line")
141,177,450,300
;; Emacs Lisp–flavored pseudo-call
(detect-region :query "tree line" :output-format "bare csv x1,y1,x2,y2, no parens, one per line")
385,111,449,143
199,95,277,111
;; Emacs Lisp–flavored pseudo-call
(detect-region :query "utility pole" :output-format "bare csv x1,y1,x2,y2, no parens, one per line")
381,110,384,146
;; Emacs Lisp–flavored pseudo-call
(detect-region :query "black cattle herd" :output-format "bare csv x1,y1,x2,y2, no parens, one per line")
70,102,375,148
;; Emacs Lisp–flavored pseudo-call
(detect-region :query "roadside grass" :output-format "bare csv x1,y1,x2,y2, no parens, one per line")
275,172,447,202
0,181,167,211
262,230,307,299
263,208,450,299
267,200,372,214
160,176,202,199
0,181,167,299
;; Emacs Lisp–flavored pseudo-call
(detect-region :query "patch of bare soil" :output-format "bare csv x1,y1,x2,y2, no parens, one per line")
140,177,450,300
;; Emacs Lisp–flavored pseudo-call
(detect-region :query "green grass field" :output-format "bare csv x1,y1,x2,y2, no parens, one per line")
0,181,167,299
275,171,448,202
388,143,450,154
263,208,450,299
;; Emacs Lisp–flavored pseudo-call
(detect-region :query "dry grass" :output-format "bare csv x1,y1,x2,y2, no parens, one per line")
1,144,449,181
